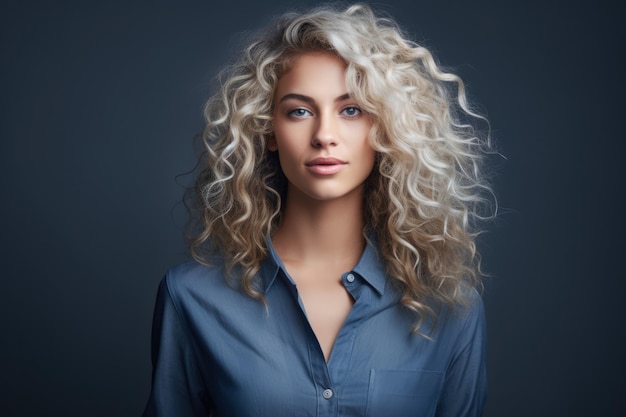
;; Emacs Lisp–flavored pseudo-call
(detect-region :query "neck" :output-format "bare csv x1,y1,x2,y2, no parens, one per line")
272,186,366,265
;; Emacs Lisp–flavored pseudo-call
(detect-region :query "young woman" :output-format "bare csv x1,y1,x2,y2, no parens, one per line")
143,3,494,416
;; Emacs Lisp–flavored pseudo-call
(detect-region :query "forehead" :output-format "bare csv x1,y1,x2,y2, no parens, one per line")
274,52,348,100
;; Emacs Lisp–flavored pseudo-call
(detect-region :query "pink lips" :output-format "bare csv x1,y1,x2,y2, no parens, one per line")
305,157,347,175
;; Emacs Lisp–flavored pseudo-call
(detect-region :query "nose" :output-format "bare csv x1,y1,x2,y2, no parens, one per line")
311,111,338,148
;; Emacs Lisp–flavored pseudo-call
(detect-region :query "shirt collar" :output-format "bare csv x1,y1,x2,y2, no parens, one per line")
352,235,387,295
260,236,292,292
260,235,387,295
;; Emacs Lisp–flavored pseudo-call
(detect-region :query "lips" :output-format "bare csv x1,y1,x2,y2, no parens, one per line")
305,157,347,175
305,157,347,166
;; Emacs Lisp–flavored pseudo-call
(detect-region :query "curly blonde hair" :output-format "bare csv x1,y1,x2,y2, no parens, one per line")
189,3,494,332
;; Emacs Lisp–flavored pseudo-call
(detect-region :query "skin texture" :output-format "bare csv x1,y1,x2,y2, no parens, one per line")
269,52,375,203
269,52,375,361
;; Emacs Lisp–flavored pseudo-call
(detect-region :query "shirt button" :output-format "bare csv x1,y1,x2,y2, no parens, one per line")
322,389,334,399
346,273,355,283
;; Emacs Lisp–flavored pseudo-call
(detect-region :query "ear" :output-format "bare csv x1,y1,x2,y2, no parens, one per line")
267,135,278,151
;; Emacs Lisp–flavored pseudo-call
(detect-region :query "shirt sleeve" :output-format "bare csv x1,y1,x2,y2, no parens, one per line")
142,277,213,417
435,295,487,417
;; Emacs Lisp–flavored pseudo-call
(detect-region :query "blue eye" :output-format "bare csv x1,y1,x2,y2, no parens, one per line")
341,106,361,117
288,108,312,117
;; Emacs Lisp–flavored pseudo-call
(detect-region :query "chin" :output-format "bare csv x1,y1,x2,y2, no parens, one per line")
303,186,363,202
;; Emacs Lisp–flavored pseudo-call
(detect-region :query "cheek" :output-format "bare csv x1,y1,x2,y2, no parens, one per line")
363,148,377,174
360,136,377,173
272,133,303,171
348,124,375,159
273,122,311,154
269,119,284,151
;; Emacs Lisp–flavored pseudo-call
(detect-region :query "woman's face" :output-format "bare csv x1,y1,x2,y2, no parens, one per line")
270,52,375,203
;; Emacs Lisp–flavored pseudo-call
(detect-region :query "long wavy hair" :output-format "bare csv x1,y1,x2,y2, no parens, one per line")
188,3,495,332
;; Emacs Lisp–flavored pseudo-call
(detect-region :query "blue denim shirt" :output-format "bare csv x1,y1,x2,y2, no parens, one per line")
143,238,486,416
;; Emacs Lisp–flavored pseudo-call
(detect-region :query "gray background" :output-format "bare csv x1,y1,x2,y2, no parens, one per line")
1,0,623,416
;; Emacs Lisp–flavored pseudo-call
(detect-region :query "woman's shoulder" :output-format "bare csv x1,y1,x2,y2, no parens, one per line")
441,286,485,326
167,257,225,278
433,287,486,348
162,257,229,299
159,256,267,319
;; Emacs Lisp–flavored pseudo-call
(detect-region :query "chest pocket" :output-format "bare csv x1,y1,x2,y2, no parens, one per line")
365,369,444,417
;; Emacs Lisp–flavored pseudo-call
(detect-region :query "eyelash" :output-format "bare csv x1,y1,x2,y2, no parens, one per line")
341,106,361,117
287,106,362,118
288,108,312,117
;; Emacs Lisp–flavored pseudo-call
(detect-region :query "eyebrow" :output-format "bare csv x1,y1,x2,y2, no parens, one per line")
278,93,351,104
